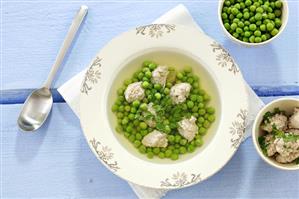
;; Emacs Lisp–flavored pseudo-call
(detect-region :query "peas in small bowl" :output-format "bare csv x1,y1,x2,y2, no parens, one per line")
218,0,289,46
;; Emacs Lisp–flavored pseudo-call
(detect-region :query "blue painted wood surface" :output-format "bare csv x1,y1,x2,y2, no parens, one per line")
2,1,298,93
2,97,299,198
1,1,299,198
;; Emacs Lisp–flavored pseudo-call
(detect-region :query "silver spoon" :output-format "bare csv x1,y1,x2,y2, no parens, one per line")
17,5,88,132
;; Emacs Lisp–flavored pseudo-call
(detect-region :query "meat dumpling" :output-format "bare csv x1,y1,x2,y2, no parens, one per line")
170,83,191,104
141,130,168,148
151,66,169,87
261,113,288,132
177,116,198,142
124,82,145,103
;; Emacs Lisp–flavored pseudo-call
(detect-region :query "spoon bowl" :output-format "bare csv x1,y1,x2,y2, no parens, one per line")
18,88,53,131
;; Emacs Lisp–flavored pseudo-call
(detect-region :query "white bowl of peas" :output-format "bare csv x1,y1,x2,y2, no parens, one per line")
218,0,289,46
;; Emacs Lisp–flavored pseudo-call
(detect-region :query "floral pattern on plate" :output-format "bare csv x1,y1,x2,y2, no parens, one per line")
210,41,239,74
136,24,176,38
81,57,102,95
160,172,201,188
90,138,120,172
230,109,248,149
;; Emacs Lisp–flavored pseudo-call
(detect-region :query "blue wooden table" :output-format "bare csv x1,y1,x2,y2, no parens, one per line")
1,1,299,198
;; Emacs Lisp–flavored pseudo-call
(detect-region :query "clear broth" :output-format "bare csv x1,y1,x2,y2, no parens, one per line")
107,48,222,164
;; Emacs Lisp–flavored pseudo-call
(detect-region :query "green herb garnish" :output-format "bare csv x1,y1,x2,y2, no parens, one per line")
258,136,268,155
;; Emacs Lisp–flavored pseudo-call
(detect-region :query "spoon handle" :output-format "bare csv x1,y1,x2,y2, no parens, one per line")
43,5,88,89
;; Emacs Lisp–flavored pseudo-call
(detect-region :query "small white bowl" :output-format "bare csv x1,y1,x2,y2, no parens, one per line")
218,0,289,46
252,98,299,170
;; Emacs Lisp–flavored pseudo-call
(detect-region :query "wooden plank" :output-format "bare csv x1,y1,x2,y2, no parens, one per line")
1,97,299,198
1,86,299,104
2,1,298,91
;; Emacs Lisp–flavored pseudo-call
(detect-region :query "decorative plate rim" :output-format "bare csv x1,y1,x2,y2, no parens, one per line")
79,24,249,189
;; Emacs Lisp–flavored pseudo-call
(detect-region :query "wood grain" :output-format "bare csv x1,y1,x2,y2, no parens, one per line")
2,1,298,90
1,97,299,198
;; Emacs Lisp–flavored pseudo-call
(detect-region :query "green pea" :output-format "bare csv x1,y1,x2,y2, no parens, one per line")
175,135,181,143
140,103,147,111
231,7,239,15
147,152,154,159
236,13,243,19
195,138,204,147
244,20,250,26
275,18,282,28
170,153,179,160
145,71,152,78
158,152,165,159
153,147,160,154
130,107,137,113
249,16,255,23
244,31,251,37
154,93,161,100
249,24,257,31
254,30,261,37
275,1,282,8
268,6,273,13
165,149,172,157
207,115,215,122
129,134,135,142
256,7,264,13
234,3,240,9
244,26,249,31
238,21,244,28
243,12,250,19
132,100,140,107
268,13,275,20
253,2,260,7
274,9,281,17
179,146,187,154
198,109,206,116
261,34,267,41
162,88,169,95
199,127,207,135
254,37,262,43
180,139,187,146
236,28,243,34
187,101,194,108
198,116,205,124
231,23,237,30
203,120,210,128
243,37,249,42
139,122,147,129
271,28,279,36
168,135,175,143
266,23,274,31
255,13,262,21
250,5,256,12
222,13,228,19
122,118,129,125
138,145,147,154
245,0,252,6
134,140,141,147
187,145,195,153
260,24,266,31
148,63,157,70
206,107,215,114
262,13,268,20
142,81,149,88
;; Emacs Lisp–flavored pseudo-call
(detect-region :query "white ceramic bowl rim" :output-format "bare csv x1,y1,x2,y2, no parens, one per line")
252,98,299,170
218,0,289,46
79,24,249,189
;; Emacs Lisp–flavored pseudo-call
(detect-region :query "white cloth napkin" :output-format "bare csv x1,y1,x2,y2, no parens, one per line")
58,4,264,199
